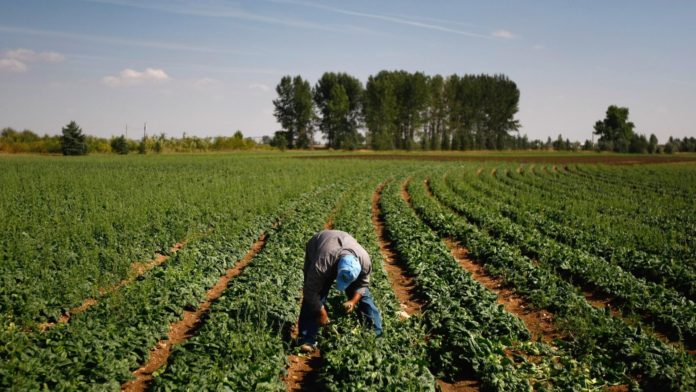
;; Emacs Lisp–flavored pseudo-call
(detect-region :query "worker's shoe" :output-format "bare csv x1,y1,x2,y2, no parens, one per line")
299,343,317,353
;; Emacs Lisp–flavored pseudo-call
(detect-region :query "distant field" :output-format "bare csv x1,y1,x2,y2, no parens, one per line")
1,153,694,391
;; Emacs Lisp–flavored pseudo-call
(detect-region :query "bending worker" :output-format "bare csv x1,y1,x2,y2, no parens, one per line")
298,229,383,352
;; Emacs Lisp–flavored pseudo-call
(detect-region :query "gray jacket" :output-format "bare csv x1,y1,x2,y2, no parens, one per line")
303,230,372,312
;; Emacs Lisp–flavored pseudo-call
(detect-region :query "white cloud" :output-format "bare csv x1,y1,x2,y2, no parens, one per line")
533,44,545,51
102,67,171,87
492,30,517,39
7,48,65,62
0,58,27,72
0,48,65,73
249,83,271,92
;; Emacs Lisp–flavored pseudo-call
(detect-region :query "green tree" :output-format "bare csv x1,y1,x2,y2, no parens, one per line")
364,71,398,150
648,134,658,153
424,74,446,150
111,135,129,154
594,105,636,152
60,121,88,156
313,72,363,149
273,75,314,149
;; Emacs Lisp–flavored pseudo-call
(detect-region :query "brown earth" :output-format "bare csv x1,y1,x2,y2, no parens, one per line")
437,379,480,392
39,242,186,331
372,182,423,315
297,153,696,165
121,234,267,392
444,239,561,343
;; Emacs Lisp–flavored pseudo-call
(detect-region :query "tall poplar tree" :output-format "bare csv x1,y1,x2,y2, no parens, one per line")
273,75,314,149
313,72,363,149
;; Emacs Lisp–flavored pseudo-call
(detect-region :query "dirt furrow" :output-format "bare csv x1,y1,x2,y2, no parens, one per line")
423,179,689,352
444,238,561,343
372,182,423,315
410,180,560,343
284,211,337,391
39,242,186,331
121,233,267,392
384,179,479,392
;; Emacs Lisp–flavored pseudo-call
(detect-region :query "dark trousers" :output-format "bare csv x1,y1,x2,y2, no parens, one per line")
298,287,383,345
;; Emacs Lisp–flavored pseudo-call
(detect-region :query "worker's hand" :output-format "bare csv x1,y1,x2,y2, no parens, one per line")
318,306,330,326
342,301,357,313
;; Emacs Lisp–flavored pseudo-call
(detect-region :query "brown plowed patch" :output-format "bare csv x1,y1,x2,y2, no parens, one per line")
444,239,560,343
284,214,335,392
437,379,480,391
581,290,622,318
372,182,423,315
39,242,186,331
121,234,267,392
285,350,322,392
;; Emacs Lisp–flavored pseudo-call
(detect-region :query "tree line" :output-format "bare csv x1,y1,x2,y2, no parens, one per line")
272,71,521,150
272,72,695,154
0,123,264,155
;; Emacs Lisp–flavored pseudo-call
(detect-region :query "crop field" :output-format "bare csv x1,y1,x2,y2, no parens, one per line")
1,153,695,391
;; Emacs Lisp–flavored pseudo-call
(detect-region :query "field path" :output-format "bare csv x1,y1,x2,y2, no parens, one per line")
39,241,187,331
121,233,268,392
284,212,337,391
372,182,423,315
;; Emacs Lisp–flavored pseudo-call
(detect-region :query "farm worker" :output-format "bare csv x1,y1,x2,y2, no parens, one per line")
298,230,383,352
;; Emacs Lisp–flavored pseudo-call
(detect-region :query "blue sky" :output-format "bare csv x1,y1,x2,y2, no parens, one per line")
1,0,694,142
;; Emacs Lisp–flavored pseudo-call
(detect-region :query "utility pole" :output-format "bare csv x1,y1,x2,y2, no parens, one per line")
125,123,128,139
144,122,147,139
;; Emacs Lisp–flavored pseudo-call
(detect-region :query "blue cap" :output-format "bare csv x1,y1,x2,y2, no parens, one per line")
336,254,360,291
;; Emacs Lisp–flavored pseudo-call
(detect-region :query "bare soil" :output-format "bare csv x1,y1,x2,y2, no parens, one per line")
121,234,267,392
285,350,322,392
372,182,423,315
444,239,561,343
437,379,481,392
39,242,186,331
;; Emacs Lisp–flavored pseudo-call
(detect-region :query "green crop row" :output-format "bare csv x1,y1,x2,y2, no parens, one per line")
407,175,695,390
469,170,696,300
317,178,436,391
571,164,695,204
510,165,695,263
0,155,338,328
378,178,551,391
151,183,342,390
435,173,696,346
0,185,324,391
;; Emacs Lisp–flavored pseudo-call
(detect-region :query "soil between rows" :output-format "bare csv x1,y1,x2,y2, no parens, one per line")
407,179,561,343
383,181,481,391
121,234,267,392
423,178,693,353
372,182,423,315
